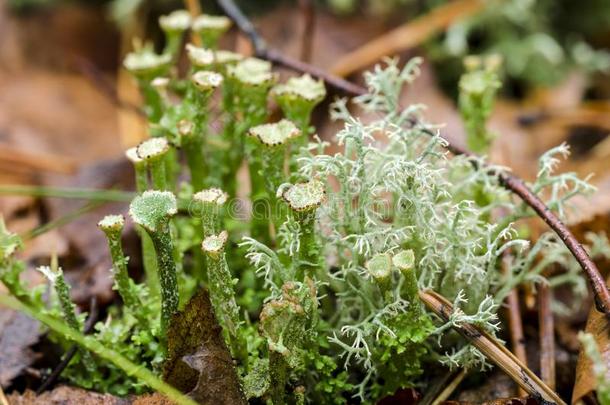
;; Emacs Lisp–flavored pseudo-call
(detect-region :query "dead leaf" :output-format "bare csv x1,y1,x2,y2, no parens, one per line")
6,385,127,405
572,274,610,404
0,308,41,389
163,289,246,405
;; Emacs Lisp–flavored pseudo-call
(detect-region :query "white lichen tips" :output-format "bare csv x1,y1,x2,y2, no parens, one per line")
159,10,191,33
186,44,215,68
193,188,228,205
192,71,223,91
98,214,125,232
248,119,301,147
366,253,392,284
228,58,276,87
392,250,415,274
37,265,61,284
202,230,229,256
0,219,21,260
123,50,171,75
129,191,177,233
136,137,170,161
191,14,232,33
281,180,325,212
272,74,326,103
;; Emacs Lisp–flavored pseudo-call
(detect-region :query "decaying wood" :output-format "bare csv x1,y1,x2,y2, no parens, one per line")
419,289,565,405
163,289,246,405
329,0,486,77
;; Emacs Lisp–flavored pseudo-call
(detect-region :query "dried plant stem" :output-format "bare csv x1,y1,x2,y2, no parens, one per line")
430,368,467,405
299,0,315,63
502,257,528,397
419,289,565,405
538,282,556,390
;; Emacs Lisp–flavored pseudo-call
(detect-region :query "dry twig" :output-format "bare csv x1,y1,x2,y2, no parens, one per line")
419,289,565,405
538,283,556,390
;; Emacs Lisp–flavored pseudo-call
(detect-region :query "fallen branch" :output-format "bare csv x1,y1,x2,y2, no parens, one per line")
419,289,565,405
216,0,610,317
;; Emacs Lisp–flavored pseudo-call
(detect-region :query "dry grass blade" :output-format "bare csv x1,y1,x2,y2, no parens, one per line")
538,283,556,390
419,289,566,405
330,0,486,77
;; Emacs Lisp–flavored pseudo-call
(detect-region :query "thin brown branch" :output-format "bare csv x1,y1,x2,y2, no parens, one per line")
217,0,610,317
538,282,556,390
419,289,565,405
184,0,202,45
330,0,486,77
502,257,528,397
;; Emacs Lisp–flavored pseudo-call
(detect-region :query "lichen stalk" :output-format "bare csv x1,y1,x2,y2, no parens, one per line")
98,215,140,310
129,191,179,337
136,137,171,191
280,180,325,281
37,263,96,372
159,10,191,60
126,149,159,296
201,231,243,358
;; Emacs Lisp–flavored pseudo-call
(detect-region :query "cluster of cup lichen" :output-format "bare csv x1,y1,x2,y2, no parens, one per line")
1,8,608,405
